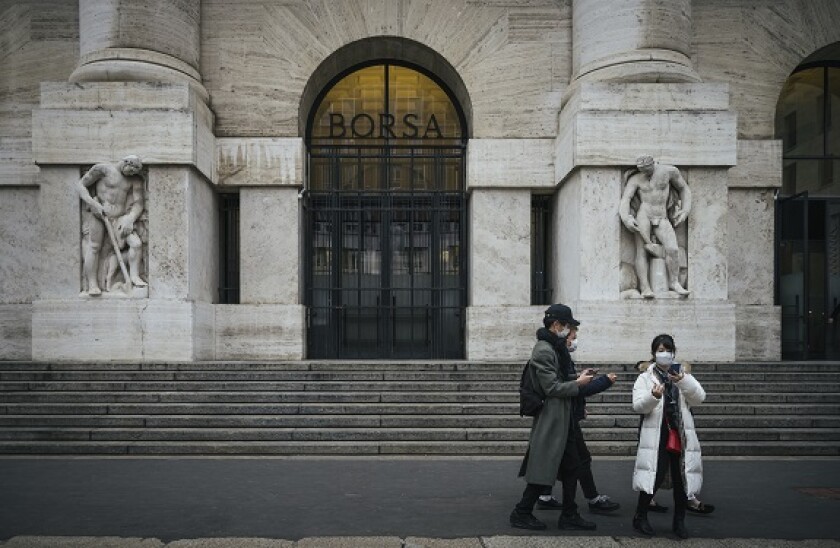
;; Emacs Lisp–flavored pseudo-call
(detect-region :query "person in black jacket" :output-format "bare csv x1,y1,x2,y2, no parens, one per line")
537,326,621,513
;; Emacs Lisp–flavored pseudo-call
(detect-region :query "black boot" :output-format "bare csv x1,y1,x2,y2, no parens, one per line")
509,510,547,530
673,515,689,539
558,512,596,530
633,512,655,536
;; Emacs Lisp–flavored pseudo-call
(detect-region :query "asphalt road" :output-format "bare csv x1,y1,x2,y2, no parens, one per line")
1,457,839,542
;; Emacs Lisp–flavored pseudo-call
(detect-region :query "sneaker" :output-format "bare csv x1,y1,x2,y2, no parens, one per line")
509,510,547,530
536,496,563,510
558,512,597,530
588,494,620,513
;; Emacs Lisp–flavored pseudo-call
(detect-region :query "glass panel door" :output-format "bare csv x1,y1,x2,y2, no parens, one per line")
778,192,809,359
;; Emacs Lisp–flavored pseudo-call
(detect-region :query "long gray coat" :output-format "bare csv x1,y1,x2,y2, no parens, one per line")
517,339,580,486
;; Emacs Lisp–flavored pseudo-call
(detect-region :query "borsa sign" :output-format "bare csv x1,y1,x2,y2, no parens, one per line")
327,113,445,139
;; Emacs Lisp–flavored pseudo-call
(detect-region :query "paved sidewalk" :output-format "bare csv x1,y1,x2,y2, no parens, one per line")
0,536,837,547
1,458,839,544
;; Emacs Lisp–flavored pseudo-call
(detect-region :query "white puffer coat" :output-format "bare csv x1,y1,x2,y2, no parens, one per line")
632,366,706,497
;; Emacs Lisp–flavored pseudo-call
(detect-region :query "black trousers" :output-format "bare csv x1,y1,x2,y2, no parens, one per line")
571,423,598,499
635,421,687,519
515,422,583,516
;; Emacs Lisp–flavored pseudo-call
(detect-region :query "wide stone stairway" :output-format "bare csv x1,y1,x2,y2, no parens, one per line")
0,361,838,456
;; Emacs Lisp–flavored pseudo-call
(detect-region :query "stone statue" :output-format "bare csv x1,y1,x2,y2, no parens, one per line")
77,155,148,296
619,155,691,298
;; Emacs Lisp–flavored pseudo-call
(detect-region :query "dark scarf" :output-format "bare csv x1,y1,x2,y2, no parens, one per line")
651,365,682,431
536,328,573,381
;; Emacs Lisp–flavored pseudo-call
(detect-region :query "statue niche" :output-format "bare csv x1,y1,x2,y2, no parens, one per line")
619,155,690,299
77,155,148,297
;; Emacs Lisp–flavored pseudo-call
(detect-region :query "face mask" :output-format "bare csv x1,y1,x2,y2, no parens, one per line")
568,339,578,353
655,351,674,366
558,326,570,338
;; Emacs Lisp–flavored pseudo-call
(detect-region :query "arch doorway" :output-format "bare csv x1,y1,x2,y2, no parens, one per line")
304,62,467,359
775,47,840,359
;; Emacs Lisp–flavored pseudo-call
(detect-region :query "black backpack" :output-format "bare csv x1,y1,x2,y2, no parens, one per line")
519,360,544,417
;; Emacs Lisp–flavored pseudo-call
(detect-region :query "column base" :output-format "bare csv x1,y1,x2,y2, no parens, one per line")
32,299,214,362
215,304,305,360
466,301,745,362
0,304,33,360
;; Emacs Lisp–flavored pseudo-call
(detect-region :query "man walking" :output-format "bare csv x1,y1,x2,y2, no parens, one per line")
510,304,597,531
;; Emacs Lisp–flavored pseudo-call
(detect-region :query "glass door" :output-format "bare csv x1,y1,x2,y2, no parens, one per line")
777,192,809,359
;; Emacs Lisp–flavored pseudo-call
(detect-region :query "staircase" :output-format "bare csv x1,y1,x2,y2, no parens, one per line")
0,361,838,456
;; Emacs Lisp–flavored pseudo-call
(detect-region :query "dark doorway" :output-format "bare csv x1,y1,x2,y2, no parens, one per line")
777,194,840,360
304,63,467,359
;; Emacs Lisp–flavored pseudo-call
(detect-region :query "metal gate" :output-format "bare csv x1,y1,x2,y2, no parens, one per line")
304,145,466,359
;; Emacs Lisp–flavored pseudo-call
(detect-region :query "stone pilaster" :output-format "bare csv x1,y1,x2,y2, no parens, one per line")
30,0,218,361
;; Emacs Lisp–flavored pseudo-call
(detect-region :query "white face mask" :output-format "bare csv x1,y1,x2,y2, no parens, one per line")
568,339,578,353
558,326,570,338
655,351,674,366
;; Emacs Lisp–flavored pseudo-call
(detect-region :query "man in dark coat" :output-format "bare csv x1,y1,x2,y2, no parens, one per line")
537,326,621,513
509,304,597,531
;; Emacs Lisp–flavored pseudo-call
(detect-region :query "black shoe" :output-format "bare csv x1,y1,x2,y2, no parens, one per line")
673,517,689,539
648,500,669,513
588,495,620,513
632,513,655,536
558,512,597,530
510,510,547,530
686,501,715,514
536,496,563,510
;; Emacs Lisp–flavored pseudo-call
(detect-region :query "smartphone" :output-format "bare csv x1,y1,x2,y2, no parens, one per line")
669,363,682,375
586,368,599,376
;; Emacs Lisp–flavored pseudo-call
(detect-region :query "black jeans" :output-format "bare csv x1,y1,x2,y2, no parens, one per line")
515,422,583,516
635,421,687,519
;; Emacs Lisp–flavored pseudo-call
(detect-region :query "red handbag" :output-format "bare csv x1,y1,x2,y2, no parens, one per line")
666,427,682,454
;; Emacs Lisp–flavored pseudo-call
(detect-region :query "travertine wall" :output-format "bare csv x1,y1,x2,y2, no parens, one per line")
692,0,840,140
201,0,572,138
4,0,839,361
0,1,78,188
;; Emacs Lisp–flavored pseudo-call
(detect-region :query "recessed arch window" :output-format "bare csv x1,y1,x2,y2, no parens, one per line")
307,63,466,192
775,62,840,196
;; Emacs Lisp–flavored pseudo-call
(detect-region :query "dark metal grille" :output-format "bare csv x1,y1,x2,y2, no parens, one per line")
219,193,240,304
305,145,466,359
531,195,553,305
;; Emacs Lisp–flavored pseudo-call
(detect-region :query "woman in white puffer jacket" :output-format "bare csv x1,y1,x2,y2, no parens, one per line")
631,334,706,539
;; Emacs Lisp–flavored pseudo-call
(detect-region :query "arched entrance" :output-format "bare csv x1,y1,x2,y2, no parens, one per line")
304,61,468,359
775,44,840,359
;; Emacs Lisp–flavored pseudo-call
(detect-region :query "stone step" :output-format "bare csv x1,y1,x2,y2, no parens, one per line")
1,380,837,393
2,369,840,383
0,439,836,456
2,361,840,372
4,401,839,416
0,426,837,443
2,390,839,404
1,413,837,429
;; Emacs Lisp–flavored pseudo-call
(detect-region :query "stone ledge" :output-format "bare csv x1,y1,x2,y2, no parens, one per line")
216,138,303,187
31,83,215,182
466,139,554,189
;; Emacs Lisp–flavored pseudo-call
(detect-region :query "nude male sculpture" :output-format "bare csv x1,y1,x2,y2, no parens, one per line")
77,155,147,295
619,155,691,298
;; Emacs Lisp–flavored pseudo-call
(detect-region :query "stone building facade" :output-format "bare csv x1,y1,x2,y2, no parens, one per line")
1,0,839,363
